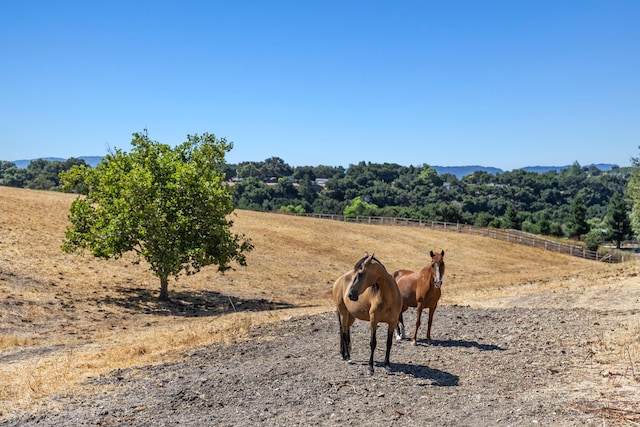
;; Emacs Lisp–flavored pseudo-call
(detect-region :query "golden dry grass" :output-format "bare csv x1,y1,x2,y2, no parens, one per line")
1,186,639,418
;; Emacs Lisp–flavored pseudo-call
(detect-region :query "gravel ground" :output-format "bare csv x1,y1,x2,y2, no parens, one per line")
3,304,635,427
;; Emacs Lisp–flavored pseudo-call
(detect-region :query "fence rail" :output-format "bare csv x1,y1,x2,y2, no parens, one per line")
302,214,639,264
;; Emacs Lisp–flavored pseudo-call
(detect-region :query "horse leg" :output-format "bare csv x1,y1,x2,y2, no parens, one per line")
337,310,353,363
412,303,423,346
337,311,346,359
368,322,378,374
426,305,437,343
384,325,395,372
394,311,406,341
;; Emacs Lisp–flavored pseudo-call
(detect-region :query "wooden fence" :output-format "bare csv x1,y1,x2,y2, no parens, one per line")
302,214,639,264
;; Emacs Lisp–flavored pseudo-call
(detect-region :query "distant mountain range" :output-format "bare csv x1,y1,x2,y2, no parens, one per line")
433,164,619,178
6,157,619,179
9,156,105,168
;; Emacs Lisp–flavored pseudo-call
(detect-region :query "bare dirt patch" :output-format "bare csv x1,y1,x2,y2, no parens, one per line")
4,305,639,426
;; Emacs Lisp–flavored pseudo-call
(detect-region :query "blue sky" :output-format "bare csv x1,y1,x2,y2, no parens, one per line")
1,1,639,171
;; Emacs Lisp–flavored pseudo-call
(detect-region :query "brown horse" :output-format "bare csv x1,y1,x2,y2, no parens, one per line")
333,252,403,374
393,250,445,345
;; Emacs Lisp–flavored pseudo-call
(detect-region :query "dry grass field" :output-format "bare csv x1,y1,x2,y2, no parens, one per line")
1,186,639,422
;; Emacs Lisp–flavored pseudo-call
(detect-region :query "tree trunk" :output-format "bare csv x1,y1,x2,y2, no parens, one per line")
159,276,169,301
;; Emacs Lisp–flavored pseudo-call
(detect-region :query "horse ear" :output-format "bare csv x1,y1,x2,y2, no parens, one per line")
355,253,368,270
366,253,375,264
441,250,445,257
430,250,435,257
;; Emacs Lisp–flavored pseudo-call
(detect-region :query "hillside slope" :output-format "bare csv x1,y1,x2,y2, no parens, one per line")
0,186,638,420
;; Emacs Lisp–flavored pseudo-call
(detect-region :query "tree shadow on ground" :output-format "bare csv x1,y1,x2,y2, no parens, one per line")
390,362,460,386
98,286,297,317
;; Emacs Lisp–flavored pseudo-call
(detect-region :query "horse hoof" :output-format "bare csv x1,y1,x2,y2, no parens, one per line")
411,340,417,346
368,367,374,375
346,359,354,365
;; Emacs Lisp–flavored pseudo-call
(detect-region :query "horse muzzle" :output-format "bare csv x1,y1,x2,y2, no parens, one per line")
434,280,443,289
347,290,359,301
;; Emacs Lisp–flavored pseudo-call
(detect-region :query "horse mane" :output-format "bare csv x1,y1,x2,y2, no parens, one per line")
371,255,387,272
353,253,389,296
353,253,368,271
353,252,387,272
370,283,379,295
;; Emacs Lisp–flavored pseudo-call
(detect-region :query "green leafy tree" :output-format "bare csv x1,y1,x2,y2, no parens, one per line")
233,176,274,210
0,164,28,187
280,204,306,214
235,157,293,181
418,164,444,187
311,194,345,215
221,163,238,181
474,212,496,227
236,161,263,179
293,166,319,204
312,165,345,179
628,149,640,238
502,203,520,230
567,195,590,237
605,192,632,248
521,220,538,234
584,228,605,251
263,156,293,178
344,196,378,216
24,159,56,190
549,222,564,237
60,131,253,300
537,211,552,235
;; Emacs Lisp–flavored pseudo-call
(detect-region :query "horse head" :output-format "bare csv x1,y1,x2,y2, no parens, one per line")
430,250,445,289
347,252,377,301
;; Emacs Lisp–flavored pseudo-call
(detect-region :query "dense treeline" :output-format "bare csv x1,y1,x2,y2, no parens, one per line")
227,157,635,248
0,158,88,191
1,156,635,249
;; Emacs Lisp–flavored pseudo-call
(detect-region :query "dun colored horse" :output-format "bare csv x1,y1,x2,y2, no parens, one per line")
333,252,403,374
393,250,445,345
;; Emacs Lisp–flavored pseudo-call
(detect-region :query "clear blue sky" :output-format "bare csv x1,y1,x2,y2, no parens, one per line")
1,1,638,171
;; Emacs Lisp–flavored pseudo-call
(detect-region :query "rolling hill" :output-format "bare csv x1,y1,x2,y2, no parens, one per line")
0,186,637,419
